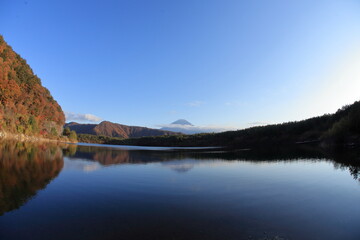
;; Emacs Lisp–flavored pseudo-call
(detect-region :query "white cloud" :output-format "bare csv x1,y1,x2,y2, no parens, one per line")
64,158,102,172
65,112,102,123
247,122,269,127
159,123,236,134
161,159,234,173
187,101,205,107
225,101,246,106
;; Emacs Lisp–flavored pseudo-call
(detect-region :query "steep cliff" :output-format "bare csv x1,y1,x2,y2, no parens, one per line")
0,35,65,137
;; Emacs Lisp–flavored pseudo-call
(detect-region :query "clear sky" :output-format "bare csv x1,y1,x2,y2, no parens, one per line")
1,0,360,130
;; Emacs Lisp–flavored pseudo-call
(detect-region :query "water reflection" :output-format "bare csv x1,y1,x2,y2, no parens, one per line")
1,141,360,239
67,144,360,181
1,141,360,216
0,141,65,215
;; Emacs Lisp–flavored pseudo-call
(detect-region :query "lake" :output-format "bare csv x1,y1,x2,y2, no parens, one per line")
0,141,359,240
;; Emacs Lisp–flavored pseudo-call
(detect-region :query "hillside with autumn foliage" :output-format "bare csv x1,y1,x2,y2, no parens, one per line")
65,121,181,139
0,35,65,137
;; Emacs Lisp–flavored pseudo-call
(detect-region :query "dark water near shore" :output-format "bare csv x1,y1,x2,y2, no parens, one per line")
0,141,360,240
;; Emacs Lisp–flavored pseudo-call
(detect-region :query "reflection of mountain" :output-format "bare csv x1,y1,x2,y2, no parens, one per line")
0,141,64,216
2,141,359,219
69,145,360,180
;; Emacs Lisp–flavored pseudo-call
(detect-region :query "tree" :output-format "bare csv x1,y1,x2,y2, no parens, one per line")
28,115,38,133
63,127,71,136
50,127,58,137
0,35,65,137
69,130,77,141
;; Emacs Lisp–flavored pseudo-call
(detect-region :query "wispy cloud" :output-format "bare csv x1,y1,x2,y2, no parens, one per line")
187,101,205,107
158,123,236,134
247,122,269,127
161,159,234,173
64,159,102,172
65,112,102,123
225,101,247,107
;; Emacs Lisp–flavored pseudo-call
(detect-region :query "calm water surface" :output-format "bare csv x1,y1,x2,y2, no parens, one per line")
0,141,360,240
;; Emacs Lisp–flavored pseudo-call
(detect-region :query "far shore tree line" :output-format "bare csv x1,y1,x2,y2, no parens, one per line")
75,101,360,148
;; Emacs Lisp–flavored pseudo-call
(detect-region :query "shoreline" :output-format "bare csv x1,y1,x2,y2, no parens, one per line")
0,131,76,144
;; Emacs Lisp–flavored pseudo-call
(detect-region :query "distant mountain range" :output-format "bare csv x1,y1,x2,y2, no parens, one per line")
160,119,196,134
170,119,193,126
160,119,227,134
65,121,181,138
107,100,360,148
66,119,224,138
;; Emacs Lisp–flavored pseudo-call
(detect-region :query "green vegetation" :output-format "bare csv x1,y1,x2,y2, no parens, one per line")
324,102,360,144
69,130,77,141
75,101,360,148
28,115,39,134
63,127,71,136
62,127,77,141
77,134,123,144
0,35,65,137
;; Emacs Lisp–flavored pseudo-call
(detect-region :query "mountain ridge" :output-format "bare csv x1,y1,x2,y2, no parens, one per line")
171,119,193,126
65,120,181,138
105,100,360,148
161,119,217,134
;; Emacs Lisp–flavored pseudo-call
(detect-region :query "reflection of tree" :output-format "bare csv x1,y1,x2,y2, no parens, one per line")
0,141,64,216
71,145,360,180
331,150,360,181
63,144,78,157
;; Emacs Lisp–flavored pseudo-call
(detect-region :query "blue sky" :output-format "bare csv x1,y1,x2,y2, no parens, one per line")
1,0,360,130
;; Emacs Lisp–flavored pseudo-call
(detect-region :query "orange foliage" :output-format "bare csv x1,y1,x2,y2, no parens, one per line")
0,35,65,136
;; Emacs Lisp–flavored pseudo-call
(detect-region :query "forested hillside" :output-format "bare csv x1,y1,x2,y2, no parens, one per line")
90,101,360,148
0,35,65,137
65,121,181,139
